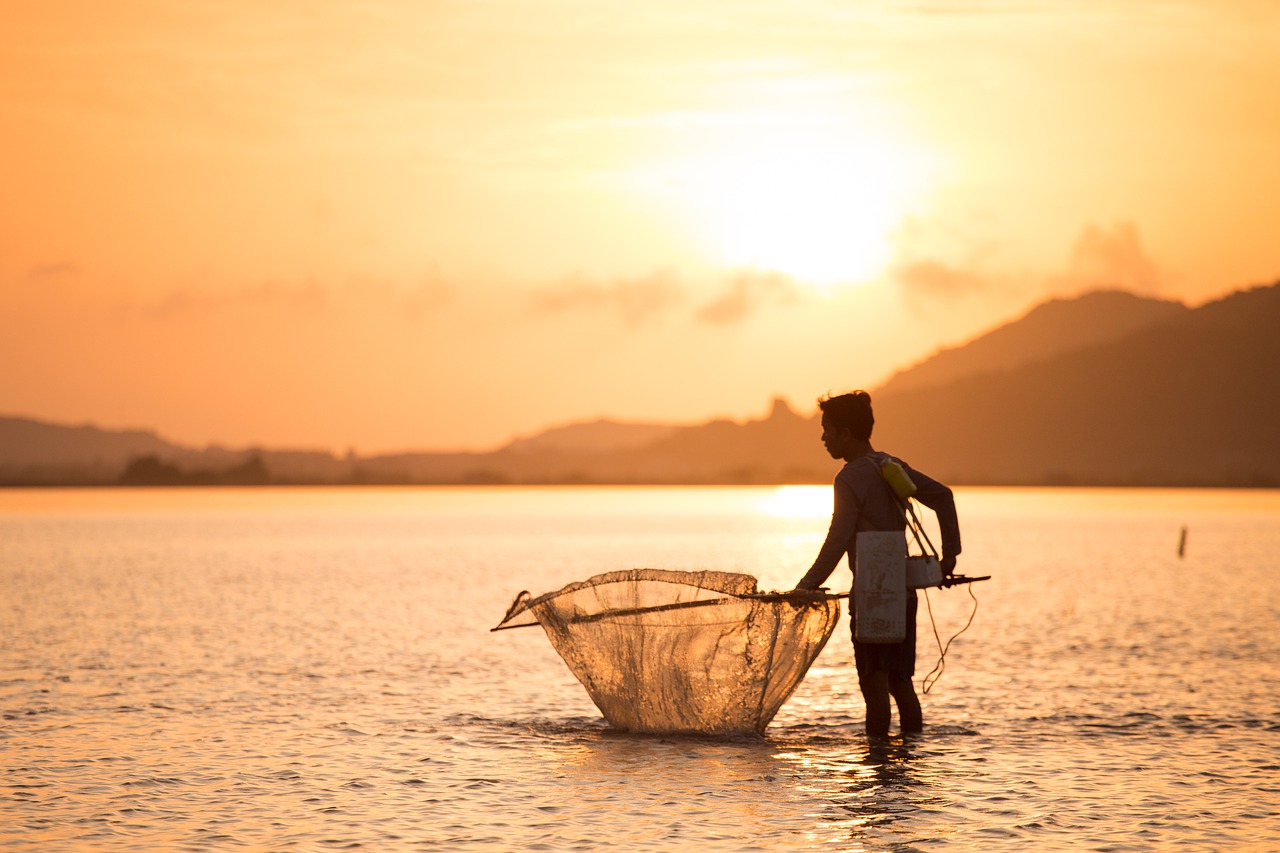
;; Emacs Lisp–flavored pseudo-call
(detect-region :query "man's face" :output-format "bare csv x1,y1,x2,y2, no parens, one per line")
820,414,853,459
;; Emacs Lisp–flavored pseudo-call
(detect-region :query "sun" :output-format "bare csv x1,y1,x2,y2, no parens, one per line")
645,114,938,287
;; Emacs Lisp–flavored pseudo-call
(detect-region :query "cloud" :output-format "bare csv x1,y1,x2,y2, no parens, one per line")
695,269,800,325
885,214,999,313
143,280,329,319
134,275,456,322
401,276,458,322
885,218,1165,318
890,259,990,303
23,263,81,286
528,270,685,327
1058,221,1162,295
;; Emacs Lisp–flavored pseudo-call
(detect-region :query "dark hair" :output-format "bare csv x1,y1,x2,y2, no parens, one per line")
818,391,874,441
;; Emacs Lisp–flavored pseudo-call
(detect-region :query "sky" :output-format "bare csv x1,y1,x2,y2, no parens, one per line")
3,0,1279,453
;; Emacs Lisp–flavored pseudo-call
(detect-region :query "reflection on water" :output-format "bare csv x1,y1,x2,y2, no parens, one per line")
2,486,1278,851
815,739,926,837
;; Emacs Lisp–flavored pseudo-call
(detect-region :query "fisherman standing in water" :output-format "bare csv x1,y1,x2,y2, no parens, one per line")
795,391,961,737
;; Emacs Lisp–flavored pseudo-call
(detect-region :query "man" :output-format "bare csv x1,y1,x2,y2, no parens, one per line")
795,391,961,737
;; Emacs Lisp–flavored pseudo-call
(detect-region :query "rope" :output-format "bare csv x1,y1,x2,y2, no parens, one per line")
920,581,979,694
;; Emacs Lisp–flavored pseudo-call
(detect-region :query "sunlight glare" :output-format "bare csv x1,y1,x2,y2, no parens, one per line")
758,485,831,519
649,114,938,288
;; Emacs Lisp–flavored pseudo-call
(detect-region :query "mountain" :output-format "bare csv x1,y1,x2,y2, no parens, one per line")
871,282,1280,486
351,397,826,485
0,417,353,486
876,290,1190,395
0,417,180,484
610,397,827,483
3,282,1277,486
504,419,679,455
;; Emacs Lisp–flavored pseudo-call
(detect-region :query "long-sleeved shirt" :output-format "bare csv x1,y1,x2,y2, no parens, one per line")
797,451,961,591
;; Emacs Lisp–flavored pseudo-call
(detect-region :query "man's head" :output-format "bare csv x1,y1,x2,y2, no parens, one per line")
818,392,874,440
817,392,874,459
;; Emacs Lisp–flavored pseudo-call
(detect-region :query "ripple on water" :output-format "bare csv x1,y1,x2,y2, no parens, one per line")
4,487,1280,851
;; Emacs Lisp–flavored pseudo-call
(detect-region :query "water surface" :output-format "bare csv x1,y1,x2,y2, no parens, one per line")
3,486,1278,850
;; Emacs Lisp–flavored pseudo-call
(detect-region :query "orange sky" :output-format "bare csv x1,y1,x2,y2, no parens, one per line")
3,1,1279,453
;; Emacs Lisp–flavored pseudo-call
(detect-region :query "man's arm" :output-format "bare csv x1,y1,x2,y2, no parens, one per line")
796,474,859,590
906,465,961,575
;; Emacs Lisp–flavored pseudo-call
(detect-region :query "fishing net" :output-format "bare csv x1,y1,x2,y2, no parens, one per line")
492,569,841,736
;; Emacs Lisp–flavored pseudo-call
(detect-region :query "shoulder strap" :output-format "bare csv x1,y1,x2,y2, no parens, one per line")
872,454,939,559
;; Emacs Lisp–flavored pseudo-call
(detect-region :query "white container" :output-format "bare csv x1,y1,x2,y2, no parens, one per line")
907,555,943,589
854,531,907,642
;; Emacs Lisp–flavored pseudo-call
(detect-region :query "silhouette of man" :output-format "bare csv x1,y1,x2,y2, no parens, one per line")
795,391,961,737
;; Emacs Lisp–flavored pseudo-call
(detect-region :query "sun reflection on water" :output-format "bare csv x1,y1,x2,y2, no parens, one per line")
757,485,831,519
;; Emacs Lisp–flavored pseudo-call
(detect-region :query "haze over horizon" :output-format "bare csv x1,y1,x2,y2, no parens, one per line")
4,2,1279,454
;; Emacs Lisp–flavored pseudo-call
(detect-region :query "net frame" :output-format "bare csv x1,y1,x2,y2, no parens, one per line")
494,569,841,735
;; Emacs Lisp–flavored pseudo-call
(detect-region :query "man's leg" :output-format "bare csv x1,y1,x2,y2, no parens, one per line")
859,671,892,737
888,676,922,734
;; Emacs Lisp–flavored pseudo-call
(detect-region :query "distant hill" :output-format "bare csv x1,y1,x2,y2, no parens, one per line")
351,397,825,485
609,397,827,483
872,282,1280,486
505,419,679,455
4,282,1278,486
0,417,353,486
0,417,180,484
877,290,1190,395
0,417,173,465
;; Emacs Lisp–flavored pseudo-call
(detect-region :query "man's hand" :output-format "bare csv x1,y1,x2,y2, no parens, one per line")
940,555,957,578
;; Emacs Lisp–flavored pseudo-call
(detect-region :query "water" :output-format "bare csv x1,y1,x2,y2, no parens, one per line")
2,485,1278,851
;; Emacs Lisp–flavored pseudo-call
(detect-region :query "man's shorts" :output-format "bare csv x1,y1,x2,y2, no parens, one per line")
852,591,918,682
